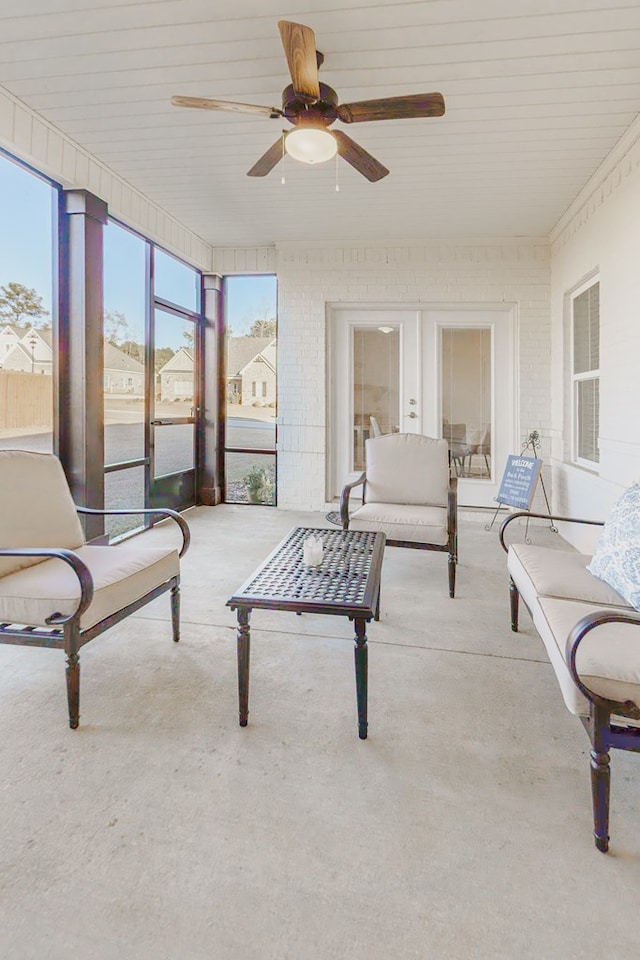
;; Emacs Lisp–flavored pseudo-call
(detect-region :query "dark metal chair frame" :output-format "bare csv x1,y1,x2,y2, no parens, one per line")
340,470,458,598
500,510,640,852
0,506,190,729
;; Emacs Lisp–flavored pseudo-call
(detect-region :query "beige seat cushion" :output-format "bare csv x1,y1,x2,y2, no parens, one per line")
349,502,449,545
508,544,631,611
532,597,640,717
0,544,179,630
0,450,85,578
365,433,450,507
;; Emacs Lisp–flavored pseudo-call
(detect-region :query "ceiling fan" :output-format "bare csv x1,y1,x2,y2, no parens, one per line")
171,20,445,182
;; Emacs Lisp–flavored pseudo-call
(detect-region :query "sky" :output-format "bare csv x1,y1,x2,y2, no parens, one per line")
0,153,54,314
0,150,277,341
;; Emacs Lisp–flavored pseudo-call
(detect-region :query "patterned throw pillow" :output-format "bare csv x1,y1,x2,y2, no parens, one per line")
587,483,640,611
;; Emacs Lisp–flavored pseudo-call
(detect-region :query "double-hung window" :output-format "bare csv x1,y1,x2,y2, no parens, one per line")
571,279,600,468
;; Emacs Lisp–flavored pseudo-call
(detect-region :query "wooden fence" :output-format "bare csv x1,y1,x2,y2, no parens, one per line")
0,370,52,429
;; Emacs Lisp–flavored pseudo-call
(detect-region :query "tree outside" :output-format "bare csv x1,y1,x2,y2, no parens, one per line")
0,282,49,328
247,317,276,338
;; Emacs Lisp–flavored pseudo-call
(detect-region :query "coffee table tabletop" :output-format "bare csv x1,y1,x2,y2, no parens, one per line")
227,526,385,738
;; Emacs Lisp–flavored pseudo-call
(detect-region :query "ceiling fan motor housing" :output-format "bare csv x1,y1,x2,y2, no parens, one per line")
282,83,339,126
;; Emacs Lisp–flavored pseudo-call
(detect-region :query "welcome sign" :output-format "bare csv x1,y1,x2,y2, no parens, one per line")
495,455,542,510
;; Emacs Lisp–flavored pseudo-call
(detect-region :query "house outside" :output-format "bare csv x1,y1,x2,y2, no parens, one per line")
0,324,24,364
1,327,144,394
1,326,52,374
226,337,276,406
103,341,144,395
157,346,194,401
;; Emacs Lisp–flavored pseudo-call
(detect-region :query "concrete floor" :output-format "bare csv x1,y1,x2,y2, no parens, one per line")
1,506,639,959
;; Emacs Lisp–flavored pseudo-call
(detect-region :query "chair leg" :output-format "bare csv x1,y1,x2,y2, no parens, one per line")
171,582,180,643
448,552,456,598
65,652,80,730
509,576,519,631
590,705,611,853
64,623,81,729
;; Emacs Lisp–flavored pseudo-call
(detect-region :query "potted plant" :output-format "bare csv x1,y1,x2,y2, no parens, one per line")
244,465,273,504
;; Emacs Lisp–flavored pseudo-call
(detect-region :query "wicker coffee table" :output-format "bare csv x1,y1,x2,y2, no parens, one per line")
227,526,385,739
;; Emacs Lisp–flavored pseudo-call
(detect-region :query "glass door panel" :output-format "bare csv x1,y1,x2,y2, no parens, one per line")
422,308,514,508
223,275,277,505
352,326,400,472
104,466,145,539
154,422,195,476
152,307,195,479
0,154,55,455
330,309,418,497
103,221,147,467
441,328,492,479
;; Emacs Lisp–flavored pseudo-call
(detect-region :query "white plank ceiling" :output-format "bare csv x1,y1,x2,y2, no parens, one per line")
1,0,640,246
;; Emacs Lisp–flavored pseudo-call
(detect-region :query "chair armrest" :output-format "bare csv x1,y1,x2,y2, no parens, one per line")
499,511,604,553
566,609,640,719
76,506,191,558
339,473,366,530
0,547,94,625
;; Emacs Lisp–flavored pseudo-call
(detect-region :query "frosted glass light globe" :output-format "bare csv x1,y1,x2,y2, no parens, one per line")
285,127,337,164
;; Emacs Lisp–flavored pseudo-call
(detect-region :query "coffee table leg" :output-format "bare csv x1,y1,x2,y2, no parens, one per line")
237,607,251,727
354,618,368,739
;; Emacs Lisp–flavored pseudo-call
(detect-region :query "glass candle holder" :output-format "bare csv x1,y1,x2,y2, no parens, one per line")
303,536,324,567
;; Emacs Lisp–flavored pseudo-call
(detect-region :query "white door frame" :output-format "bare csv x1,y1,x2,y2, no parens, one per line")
421,304,518,506
326,301,518,505
327,304,420,499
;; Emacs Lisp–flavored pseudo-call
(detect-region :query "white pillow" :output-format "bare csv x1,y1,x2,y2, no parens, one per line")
587,483,640,611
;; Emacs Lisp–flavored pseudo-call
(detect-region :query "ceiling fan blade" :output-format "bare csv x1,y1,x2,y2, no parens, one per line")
277,20,320,102
171,96,282,118
247,137,285,177
337,92,445,123
333,130,389,182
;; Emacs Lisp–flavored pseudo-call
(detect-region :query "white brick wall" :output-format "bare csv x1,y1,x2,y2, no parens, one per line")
215,240,551,510
549,116,640,549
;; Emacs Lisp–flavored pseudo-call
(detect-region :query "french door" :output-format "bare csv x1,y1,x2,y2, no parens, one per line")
329,305,515,507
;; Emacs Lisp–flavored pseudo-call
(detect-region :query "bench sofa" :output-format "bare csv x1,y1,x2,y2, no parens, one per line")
500,495,640,853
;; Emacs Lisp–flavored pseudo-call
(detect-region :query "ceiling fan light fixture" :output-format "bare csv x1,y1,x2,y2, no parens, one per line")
285,127,337,164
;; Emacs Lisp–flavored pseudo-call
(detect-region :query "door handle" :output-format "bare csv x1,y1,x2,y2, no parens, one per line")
406,412,417,419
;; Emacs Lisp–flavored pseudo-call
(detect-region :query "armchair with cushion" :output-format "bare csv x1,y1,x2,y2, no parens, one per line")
340,433,458,597
0,450,190,728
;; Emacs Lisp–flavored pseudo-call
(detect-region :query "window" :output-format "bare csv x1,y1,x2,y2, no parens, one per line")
223,275,277,504
571,279,599,467
0,152,56,454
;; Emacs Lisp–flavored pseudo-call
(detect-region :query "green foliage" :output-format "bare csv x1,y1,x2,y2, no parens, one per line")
0,282,49,327
120,340,145,364
154,346,175,374
248,318,276,338
243,465,274,503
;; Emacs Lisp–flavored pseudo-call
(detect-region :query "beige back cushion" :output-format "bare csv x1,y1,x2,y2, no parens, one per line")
0,450,85,578
365,434,450,506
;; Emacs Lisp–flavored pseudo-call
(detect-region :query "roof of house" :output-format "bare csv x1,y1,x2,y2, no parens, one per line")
227,337,275,377
104,341,144,373
157,346,194,375
25,327,52,347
